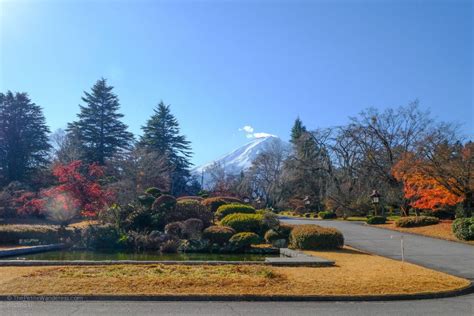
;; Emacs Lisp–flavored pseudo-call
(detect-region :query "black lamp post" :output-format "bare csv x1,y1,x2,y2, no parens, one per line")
370,190,381,216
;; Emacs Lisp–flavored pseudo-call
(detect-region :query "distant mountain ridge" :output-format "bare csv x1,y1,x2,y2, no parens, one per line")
191,136,289,186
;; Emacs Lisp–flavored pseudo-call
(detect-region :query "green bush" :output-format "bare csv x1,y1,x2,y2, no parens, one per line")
152,194,177,212
366,216,386,225
137,194,156,208
144,187,161,198
201,196,243,213
289,224,344,250
318,211,337,219
395,216,439,228
220,213,264,234
215,204,256,219
452,217,474,241
0,225,75,244
229,232,261,249
170,200,213,227
81,224,125,250
202,225,236,245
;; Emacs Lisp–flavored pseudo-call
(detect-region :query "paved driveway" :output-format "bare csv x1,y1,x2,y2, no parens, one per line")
281,217,474,279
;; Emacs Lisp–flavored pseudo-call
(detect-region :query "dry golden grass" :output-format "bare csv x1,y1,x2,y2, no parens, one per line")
375,221,474,245
0,247,469,297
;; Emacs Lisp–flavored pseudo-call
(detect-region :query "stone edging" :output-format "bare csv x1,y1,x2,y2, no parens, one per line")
0,282,471,302
0,244,66,258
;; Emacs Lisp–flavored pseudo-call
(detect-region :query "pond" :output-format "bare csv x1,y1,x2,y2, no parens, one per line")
7,250,279,261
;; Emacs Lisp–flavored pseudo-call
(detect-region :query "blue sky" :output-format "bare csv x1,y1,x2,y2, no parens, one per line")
0,0,472,166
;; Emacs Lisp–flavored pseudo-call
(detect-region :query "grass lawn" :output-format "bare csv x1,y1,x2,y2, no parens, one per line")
0,247,468,297
374,221,474,246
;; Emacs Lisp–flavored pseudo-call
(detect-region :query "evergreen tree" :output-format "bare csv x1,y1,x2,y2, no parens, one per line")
0,91,51,185
68,78,133,164
139,101,193,195
290,117,307,144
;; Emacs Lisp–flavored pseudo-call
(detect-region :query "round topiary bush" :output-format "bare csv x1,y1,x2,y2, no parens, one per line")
215,204,256,219
202,225,236,245
145,187,161,198
152,194,177,212
168,200,213,227
220,213,264,234
201,196,243,213
289,224,344,250
229,232,261,250
395,216,439,228
164,221,184,238
318,211,337,220
452,217,474,241
366,216,386,225
182,218,204,240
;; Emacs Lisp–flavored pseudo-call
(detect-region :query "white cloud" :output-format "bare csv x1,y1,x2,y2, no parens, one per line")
239,125,254,133
239,125,276,139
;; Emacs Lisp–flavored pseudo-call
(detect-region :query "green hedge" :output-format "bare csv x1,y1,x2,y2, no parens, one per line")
215,204,255,220
366,216,386,225
395,216,439,228
220,213,264,234
229,232,260,249
202,225,236,245
289,224,344,250
452,217,474,241
318,211,337,219
0,225,68,244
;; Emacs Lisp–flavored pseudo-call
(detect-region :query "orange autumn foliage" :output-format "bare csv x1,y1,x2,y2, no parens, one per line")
393,155,463,210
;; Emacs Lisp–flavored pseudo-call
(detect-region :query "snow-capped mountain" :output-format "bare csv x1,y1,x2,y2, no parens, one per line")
192,136,289,186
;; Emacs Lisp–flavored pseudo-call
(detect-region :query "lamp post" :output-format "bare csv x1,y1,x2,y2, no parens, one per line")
370,190,381,216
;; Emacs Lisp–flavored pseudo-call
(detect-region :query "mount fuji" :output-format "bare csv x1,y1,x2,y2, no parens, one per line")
192,135,290,184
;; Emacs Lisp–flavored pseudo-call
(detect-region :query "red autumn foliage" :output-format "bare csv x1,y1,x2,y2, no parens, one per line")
17,161,113,218
393,154,463,210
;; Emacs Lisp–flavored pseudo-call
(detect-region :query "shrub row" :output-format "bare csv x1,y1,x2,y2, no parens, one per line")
318,211,337,219
366,216,386,225
289,224,344,250
452,217,474,241
395,216,439,228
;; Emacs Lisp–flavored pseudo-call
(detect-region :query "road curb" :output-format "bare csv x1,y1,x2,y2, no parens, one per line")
0,282,472,302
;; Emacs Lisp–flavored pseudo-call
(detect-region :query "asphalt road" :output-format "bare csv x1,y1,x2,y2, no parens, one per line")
0,296,473,316
282,218,474,279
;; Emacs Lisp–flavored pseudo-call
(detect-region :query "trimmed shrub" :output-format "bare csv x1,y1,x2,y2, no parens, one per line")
144,187,161,198
366,216,386,225
277,224,295,239
261,211,280,231
229,232,261,249
289,224,344,250
395,216,439,228
164,221,185,238
177,196,203,202
318,211,337,220
182,218,204,239
137,194,156,208
215,204,256,219
264,229,282,243
81,224,125,250
452,217,474,241
152,194,177,212
170,200,213,227
201,196,243,213
0,224,66,244
202,225,236,245
220,213,264,234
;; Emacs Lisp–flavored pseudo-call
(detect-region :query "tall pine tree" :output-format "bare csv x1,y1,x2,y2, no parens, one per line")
139,101,193,195
68,78,133,164
290,117,307,144
0,91,51,185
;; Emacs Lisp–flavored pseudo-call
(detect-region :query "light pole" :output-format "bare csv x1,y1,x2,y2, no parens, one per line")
370,190,381,216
